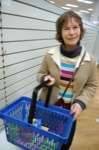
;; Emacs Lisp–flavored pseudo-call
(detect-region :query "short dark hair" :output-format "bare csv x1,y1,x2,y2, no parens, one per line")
56,11,85,44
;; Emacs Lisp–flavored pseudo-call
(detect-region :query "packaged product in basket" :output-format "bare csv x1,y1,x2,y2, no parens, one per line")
33,118,42,128
33,118,49,131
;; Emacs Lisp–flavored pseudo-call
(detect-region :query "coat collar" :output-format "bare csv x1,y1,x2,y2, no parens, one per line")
48,46,91,68
48,46,61,68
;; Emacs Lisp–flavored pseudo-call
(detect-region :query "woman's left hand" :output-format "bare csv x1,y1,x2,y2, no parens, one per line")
70,103,83,119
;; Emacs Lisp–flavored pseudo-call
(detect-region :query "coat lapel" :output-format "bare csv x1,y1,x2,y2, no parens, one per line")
48,46,61,68
48,46,91,69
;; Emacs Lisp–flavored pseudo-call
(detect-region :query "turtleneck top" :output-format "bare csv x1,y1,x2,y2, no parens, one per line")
60,44,82,58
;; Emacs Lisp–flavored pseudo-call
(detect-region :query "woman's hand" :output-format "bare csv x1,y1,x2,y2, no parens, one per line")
43,75,55,86
70,103,83,119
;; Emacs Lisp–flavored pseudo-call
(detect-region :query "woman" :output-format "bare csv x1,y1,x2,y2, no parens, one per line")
37,11,97,150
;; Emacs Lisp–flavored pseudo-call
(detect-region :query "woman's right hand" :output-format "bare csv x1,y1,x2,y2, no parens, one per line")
43,75,55,86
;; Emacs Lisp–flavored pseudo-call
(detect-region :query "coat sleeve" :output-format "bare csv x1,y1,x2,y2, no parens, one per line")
75,59,98,107
37,53,49,82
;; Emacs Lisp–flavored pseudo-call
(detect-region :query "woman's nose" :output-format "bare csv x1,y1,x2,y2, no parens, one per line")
69,28,75,35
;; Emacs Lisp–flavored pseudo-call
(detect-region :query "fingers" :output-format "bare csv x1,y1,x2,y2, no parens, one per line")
44,75,55,86
70,103,82,119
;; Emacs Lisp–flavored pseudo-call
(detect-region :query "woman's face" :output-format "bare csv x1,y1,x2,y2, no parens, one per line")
61,17,81,49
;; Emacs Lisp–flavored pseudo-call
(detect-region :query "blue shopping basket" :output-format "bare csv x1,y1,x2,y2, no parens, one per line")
0,81,74,150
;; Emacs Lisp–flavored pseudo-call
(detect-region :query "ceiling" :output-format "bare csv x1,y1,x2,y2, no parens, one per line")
45,0,99,24
46,0,96,15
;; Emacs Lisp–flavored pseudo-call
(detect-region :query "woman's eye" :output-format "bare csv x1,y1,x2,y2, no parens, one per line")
63,28,69,30
63,26,79,31
73,26,78,29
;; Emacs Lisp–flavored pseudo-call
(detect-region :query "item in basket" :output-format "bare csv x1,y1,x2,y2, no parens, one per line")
32,134,44,148
33,118,42,128
33,118,49,131
39,138,56,150
41,126,49,131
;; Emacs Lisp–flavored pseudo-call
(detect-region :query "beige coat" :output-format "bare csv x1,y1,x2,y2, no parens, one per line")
37,46,97,107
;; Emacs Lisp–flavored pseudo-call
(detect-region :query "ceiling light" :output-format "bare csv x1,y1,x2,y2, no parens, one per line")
62,6,71,10
49,1,55,4
80,10,90,13
88,8,93,11
66,4,79,8
93,20,99,25
77,0,93,4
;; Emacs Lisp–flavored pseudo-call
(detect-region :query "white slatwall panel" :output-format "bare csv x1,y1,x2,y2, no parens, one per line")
3,14,56,30
93,31,99,64
3,29,55,41
0,28,5,109
0,0,63,109
3,40,58,54
81,23,98,55
0,36,6,128
0,6,4,102
2,0,59,21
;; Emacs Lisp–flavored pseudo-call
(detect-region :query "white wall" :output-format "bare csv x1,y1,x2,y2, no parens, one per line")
93,31,99,64
82,21,98,56
0,0,63,105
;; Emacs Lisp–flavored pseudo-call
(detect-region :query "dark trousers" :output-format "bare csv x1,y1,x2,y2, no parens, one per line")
61,120,76,150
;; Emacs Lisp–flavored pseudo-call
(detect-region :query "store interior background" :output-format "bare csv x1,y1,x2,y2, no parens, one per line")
0,0,99,149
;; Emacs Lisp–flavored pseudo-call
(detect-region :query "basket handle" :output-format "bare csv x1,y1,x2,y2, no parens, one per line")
28,80,53,124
